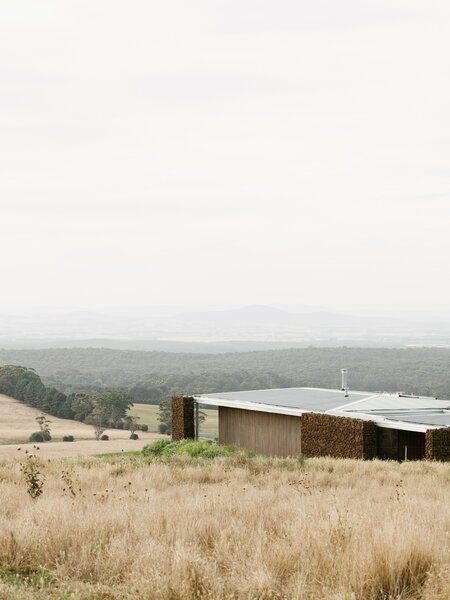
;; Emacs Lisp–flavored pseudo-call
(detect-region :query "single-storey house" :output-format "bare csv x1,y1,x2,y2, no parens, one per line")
172,372,450,460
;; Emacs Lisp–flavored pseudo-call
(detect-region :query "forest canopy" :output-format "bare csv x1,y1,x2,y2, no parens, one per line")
1,347,450,405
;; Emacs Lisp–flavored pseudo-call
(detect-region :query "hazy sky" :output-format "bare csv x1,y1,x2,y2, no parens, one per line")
2,1,450,313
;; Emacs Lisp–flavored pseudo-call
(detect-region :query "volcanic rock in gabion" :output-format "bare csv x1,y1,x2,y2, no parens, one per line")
301,412,376,460
172,396,195,441
425,428,450,461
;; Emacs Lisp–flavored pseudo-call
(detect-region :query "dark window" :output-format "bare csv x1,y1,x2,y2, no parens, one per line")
397,430,425,460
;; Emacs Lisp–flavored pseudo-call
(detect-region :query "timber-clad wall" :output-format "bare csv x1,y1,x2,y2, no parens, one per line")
219,406,302,457
301,413,377,459
172,396,195,441
425,428,450,461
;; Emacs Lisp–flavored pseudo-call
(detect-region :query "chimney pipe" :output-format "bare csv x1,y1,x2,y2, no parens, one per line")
341,368,349,396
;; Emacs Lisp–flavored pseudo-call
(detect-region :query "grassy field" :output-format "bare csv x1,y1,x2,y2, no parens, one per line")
0,394,163,459
0,436,164,460
0,449,448,599
130,402,219,439
0,393,97,445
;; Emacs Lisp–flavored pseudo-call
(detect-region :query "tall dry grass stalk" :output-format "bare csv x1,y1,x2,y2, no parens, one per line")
0,453,449,599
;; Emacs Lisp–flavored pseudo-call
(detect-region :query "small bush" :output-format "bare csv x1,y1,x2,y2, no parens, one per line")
142,439,172,456
142,439,255,460
100,434,109,441
129,433,139,440
29,431,51,443
158,423,169,434
62,435,74,442
140,424,149,432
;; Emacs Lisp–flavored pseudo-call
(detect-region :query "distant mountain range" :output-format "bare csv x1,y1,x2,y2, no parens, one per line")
174,305,409,329
1,304,450,350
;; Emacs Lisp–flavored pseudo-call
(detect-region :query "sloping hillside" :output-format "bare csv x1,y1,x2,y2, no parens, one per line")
0,393,157,445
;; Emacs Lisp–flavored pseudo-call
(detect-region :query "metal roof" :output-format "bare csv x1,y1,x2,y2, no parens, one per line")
197,387,373,412
341,395,450,412
376,412,450,428
195,387,450,432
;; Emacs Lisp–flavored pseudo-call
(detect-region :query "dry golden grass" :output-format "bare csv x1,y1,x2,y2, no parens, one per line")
0,436,165,460
0,393,103,443
0,452,449,599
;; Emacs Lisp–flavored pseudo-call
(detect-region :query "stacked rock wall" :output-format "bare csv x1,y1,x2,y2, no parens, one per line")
172,396,195,441
301,412,377,459
425,428,450,461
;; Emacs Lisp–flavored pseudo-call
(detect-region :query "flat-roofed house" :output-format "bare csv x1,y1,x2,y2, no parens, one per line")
172,372,450,460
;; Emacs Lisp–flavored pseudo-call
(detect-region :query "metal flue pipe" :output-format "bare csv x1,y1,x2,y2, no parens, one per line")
341,368,349,397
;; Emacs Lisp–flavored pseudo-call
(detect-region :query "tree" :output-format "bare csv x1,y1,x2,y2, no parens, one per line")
123,415,140,436
85,406,108,441
41,387,68,417
70,393,94,422
91,391,132,425
85,391,132,440
25,379,45,407
158,397,172,435
35,414,51,441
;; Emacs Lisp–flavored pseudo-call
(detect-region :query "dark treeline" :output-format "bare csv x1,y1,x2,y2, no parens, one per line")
2,347,450,403
0,364,74,418
0,365,133,432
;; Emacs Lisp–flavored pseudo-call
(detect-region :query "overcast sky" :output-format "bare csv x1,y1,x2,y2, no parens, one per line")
1,1,450,313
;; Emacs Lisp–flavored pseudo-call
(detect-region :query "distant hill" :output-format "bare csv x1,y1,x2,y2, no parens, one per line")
2,304,450,348
175,305,407,329
176,305,296,325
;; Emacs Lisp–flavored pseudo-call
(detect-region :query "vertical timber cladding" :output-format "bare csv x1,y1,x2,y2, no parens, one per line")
172,396,195,441
219,406,302,457
425,428,450,461
301,412,377,459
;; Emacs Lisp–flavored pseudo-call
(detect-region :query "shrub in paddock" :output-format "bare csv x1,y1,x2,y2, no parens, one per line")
129,433,139,440
140,424,148,432
62,435,74,442
29,430,51,443
143,439,172,455
100,434,109,441
142,439,255,459
158,423,168,434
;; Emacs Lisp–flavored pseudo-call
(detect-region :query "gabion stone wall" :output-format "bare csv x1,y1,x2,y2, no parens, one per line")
425,428,450,461
172,396,195,441
301,412,377,460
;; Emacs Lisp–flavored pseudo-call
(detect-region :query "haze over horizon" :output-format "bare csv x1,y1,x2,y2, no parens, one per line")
3,303,450,351
2,1,450,315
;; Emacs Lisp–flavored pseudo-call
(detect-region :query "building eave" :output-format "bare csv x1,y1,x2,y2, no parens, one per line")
194,395,305,417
